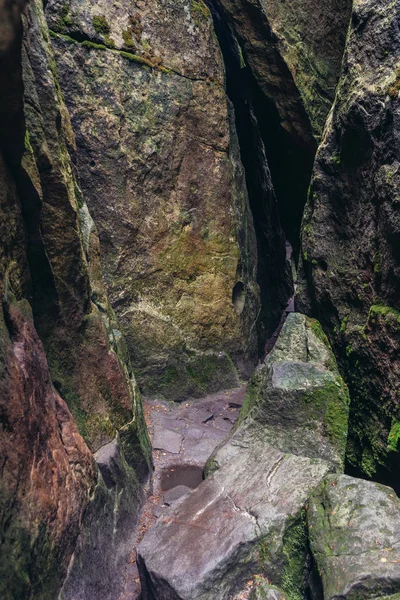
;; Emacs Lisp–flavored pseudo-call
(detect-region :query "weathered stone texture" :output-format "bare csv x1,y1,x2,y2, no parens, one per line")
0,8,96,596
137,314,349,599
22,2,151,461
206,0,352,253
45,0,261,399
309,475,400,600
210,0,352,141
297,0,400,481
0,1,151,597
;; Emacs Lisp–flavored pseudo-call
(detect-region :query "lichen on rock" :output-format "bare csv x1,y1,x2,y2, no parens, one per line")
44,0,261,399
297,0,400,483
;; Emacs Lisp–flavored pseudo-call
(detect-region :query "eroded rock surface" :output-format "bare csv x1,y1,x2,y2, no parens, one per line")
137,314,349,600
309,474,400,600
210,0,351,140
0,1,151,598
207,0,352,252
237,313,350,468
297,0,400,482
44,0,262,399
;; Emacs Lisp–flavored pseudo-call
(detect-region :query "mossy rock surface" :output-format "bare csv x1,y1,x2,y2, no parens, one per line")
44,0,262,397
137,313,345,600
238,313,350,468
308,474,400,600
296,0,400,483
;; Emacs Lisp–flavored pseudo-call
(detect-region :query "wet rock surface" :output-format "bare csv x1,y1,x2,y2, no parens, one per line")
137,314,348,600
309,474,400,600
119,386,246,599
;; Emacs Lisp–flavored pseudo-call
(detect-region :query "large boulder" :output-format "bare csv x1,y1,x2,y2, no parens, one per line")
297,0,400,482
43,0,264,399
308,474,400,600
235,313,350,468
137,314,350,599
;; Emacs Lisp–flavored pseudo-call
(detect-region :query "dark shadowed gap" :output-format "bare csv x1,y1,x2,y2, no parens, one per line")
206,0,316,260
206,0,295,354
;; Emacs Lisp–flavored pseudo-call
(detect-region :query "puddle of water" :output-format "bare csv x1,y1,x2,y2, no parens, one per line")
160,464,203,491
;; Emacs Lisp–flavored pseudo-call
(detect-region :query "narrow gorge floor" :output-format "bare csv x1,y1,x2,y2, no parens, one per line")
119,385,247,599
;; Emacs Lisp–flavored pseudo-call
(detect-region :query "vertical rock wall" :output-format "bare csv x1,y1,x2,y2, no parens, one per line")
206,0,352,251
44,0,262,399
0,1,151,597
297,0,400,485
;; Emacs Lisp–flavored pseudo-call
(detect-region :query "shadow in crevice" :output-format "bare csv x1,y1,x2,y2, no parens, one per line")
207,0,314,354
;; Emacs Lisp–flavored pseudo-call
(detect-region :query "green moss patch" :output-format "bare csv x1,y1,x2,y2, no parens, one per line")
304,379,350,450
281,511,309,600
191,0,211,26
92,15,111,35
50,31,169,73
388,420,400,452
368,303,400,325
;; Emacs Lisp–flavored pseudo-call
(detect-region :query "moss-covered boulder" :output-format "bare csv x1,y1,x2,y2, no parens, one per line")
238,313,350,468
297,0,400,482
308,474,400,600
137,313,348,599
43,0,263,399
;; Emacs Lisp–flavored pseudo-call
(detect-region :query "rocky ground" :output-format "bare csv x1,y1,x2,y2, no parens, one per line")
119,386,247,599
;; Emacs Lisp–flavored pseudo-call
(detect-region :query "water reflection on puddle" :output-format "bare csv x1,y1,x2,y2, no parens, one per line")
160,464,203,491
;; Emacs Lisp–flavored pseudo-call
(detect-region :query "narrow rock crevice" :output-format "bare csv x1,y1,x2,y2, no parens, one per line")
207,0,297,354
206,0,317,256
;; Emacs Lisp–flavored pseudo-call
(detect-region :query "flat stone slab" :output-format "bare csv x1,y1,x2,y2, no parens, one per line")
153,426,183,454
309,474,400,600
192,409,214,424
181,436,223,464
213,416,232,431
152,413,186,433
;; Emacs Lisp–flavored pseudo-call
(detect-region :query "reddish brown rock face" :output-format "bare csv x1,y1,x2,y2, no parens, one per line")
0,298,97,599
0,2,150,597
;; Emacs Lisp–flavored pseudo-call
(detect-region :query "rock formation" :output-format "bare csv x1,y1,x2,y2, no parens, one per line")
0,1,150,597
309,474,400,600
2,0,400,597
137,314,350,599
297,0,400,483
43,0,267,399
206,0,352,252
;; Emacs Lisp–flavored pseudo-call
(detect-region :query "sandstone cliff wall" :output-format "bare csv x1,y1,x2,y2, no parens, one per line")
0,1,151,597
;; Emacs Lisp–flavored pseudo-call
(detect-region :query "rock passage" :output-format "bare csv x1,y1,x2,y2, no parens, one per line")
119,386,246,599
